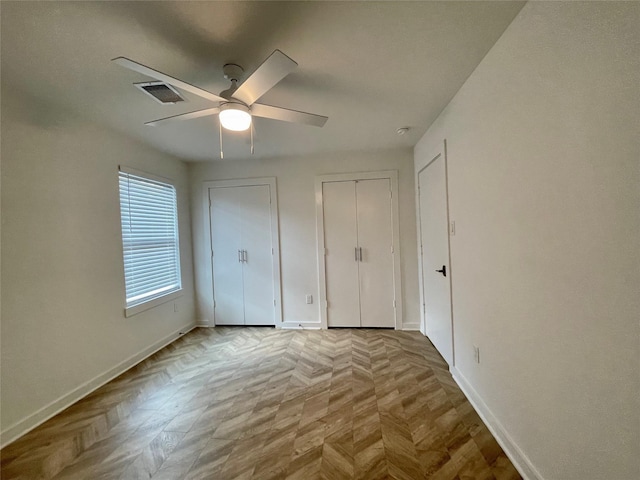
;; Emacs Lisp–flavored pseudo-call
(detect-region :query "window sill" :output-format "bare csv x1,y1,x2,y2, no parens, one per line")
125,290,183,318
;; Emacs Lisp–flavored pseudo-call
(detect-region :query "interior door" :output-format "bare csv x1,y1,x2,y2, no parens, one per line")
210,187,245,325
323,181,360,327
356,179,395,328
241,185,275,326
418,155,454,365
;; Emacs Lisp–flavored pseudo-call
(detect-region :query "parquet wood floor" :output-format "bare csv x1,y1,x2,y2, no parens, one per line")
1,327,521,480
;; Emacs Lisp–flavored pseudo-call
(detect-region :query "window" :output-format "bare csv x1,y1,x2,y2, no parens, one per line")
118,167,181,316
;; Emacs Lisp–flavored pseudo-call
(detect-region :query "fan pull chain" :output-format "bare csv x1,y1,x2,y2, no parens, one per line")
219,118,224,160
250,121,255,155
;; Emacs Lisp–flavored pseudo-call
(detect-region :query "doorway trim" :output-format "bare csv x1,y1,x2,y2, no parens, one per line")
416,140,455,365
315,170,403,329
203,177,283,327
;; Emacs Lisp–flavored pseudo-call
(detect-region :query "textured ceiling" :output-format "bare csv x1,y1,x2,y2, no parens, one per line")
1,1,525,161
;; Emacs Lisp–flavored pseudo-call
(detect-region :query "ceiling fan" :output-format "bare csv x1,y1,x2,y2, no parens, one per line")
112,50,328,156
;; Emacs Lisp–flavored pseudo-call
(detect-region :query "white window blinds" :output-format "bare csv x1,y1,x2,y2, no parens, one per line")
119,169,181,309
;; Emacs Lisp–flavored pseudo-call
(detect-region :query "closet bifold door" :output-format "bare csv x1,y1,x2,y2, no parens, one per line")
209,187,245,325
356,179,395,328
241,185,275,326
323,181,360,327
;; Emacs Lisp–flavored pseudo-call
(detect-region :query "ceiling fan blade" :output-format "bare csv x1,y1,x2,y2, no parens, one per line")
112,57,226,103
145,107,220,126
232,50,298,106
251,103,328,127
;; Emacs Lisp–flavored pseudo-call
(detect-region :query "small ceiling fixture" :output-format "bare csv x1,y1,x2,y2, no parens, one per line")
396,127,410,136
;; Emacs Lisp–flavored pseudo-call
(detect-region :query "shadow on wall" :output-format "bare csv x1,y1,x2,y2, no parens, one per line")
1,83,84,130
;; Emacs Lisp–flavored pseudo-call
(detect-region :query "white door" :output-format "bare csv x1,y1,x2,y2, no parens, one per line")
323,179,395,328
356,179,395,328
210,187,245,325
241,185,275,326
209,185,275,326
323,181,360,327
418,155,454,365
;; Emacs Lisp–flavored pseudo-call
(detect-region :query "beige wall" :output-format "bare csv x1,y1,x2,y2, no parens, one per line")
0,88,196,446
189,149,420,330
415,2,639,479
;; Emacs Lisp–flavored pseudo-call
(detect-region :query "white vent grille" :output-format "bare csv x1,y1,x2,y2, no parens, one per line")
134,81,184,104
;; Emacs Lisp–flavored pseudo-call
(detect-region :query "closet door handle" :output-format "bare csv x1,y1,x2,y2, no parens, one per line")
359,247,363,262
242,250,247,263
238,250,242,263
355,247,358,262
435,265,447,277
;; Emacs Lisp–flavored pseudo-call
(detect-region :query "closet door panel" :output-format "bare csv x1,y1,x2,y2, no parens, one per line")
323,181,360,327
241,185,275,326
209,187,245,325
356,179,395,328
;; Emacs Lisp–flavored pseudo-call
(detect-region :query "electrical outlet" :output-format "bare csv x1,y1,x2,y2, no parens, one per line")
305,294,313,304
473,345,480,364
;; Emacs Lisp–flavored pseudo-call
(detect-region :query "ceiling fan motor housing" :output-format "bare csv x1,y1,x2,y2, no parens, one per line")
220,64,244,99
223,63,244,82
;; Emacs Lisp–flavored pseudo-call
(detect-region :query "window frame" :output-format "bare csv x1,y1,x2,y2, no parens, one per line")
118,166,182,317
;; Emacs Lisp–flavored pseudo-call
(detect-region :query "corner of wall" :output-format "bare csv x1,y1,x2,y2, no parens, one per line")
1,322,196,449
450,367,543,480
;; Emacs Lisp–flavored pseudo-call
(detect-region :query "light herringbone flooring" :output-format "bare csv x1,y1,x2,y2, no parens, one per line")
1,327,521,480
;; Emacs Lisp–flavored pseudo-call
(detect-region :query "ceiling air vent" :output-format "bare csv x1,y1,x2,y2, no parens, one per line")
134,81,184,104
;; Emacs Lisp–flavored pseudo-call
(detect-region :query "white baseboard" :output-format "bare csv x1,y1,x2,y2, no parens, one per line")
197,321,321,330
402,322,420,331
281,322,322,330
1,322,197,449
450,366,543,480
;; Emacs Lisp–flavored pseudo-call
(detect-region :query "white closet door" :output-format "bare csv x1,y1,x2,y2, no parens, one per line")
241,185,275,326
323,181,360,327
210,187,245,325
356,179,395,328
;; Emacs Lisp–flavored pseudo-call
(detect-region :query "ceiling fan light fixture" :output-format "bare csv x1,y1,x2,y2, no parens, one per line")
219,102,251,131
